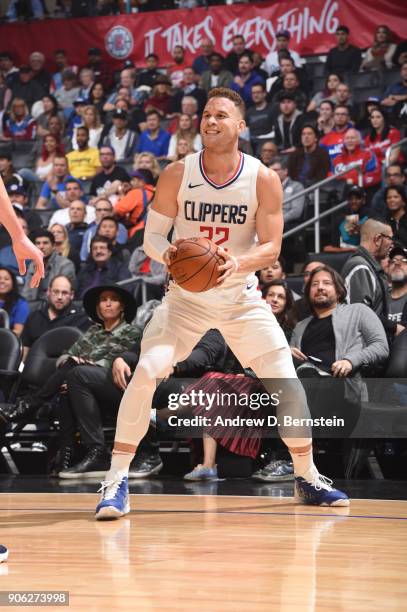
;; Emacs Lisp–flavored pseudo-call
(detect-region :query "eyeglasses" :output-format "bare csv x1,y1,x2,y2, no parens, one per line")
378,233,393,241
389,258,407,264
96,208,111,212
386,173,402,178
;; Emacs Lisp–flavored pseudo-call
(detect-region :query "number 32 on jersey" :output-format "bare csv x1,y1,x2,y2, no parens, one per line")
200,225,229,249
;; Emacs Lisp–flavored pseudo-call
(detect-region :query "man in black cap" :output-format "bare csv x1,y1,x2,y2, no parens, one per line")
86,47,112,90
100,109,138,164
273,91,304,152
137,53,162,88
387,245,407,331
326,186,371,252
7,184,42,231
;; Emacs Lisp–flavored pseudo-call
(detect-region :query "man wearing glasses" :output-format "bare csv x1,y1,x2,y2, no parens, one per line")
387,246,407,333
342,218,397,338
371,164,407,217
80,198,127,262
320,104,353,168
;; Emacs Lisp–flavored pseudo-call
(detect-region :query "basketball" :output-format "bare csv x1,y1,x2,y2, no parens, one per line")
169,237,225,292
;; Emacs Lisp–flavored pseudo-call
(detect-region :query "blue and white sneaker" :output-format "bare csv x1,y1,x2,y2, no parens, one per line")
95,474,130,520
0,545,8,562
295,471,349,507
183,464,218,481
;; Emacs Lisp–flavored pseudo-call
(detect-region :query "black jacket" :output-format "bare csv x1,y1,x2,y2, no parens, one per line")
22,302,91,348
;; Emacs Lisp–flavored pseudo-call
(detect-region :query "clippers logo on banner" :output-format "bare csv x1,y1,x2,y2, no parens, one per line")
3,0,407,68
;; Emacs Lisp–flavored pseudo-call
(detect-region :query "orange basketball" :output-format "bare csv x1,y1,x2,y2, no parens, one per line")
169,237,225,292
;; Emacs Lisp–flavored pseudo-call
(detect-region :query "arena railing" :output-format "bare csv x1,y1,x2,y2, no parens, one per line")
282,163,363,252
384,136,407,170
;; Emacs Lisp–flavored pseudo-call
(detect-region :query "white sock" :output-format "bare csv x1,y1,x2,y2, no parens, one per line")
288,448,316,479
105,452,133,480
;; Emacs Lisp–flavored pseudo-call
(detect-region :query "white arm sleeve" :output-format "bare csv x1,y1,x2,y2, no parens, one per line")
143,208,175,264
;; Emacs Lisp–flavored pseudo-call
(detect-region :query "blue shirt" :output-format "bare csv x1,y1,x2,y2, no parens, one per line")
230,72,265,106
136,129,170,157
0,246,19,275
80,222,128,262
39,175,75,209
0,296,29,328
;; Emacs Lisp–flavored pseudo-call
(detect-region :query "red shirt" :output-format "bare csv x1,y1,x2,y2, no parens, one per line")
364,127,402,166
332,145,381,187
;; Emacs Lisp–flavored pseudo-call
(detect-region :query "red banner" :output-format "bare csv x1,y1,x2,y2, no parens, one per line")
3,0,407,70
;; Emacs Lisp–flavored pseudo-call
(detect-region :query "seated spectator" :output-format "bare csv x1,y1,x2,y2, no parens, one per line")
170,67,207,115
0,267,29,336
385,185,407,247
335,82,358,120
332,128,381,189
54,70,80,118
143,75,173,118
381,61,407,110
356,96,381,133
273,72,308,112
76,236,131,298
33,94,60,139
47,115,71,152
49,223,80,272
0,52,19,89
258,141,279,167
100,106,137,163
320,104,353,168
66,126,100,180
65,200,88,257
96,216,127,262
290,265,388,381
230,53,264,107
78,67,94,100
287,124,331,185
270,157,305,224
10,65,45,110
364,108,402,168
251,51,269,82
387,245,407,330
114,168,155,242
21,275,90,360
273,92,304,153
3,97,36,140
133,152,161,184
80,198,127,262
167,45,187,89
136,110,170,159
167,113,202,160
72,105,103,150
224,34,253,75
256,256,287,291
88,82,107,119
86,47,112,91
29,51,51,92
32,134,65,182
171,138,195,161
392,40,407,67
167,95,200,135
192,38,215,76
0,153,24,190
317,99,335,136
307,73,342,112
246,83,278,155
129,245,166,307
89,146,130,199
0,213,29,275
66,97,88,139
137,53,162,88
261,279,297,341
22,229,76,302
325,186,371,252
294,260,324,322
371,163,407,216
6,184,42,231
48,178,96,226
361,25,397,72
200,53,233,94
262,29,304,76
51,49,78,93
341,217,396,338
267,55,299,100
103,68,137,112
325,25,362,75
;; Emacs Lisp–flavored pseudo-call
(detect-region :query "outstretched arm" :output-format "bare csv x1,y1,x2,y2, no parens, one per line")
0,176,44,287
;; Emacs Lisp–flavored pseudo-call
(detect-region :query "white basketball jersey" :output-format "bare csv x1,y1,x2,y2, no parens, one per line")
175,150,261,296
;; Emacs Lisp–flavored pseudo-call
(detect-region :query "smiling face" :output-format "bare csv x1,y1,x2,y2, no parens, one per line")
0,269,13,297
344,128,360,152
309,270,338,309
200,96,245,150
386,188,406,214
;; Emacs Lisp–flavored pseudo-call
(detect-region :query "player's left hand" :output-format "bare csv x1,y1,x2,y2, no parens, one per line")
12,235,44,288
331,359,352,378
216,246,239,285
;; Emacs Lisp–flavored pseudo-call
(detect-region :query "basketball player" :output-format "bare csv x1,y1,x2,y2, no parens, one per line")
0,176,44,287
96,88,349,519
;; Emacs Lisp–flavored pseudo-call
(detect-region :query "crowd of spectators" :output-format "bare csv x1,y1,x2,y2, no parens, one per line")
0,19,406,481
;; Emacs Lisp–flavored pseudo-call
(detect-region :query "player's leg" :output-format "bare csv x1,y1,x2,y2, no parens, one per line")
96,299,206,519
221,302,349,506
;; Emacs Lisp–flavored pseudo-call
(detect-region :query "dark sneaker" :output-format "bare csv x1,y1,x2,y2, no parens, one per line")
0,400,34,425
0,545,8,563
252,460,294,482
49,446,75,477
59,447,110,479
295,471,350,507
128,453,163,479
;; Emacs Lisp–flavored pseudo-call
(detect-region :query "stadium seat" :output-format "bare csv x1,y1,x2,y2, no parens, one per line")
11,140,36,171
0,329,22,401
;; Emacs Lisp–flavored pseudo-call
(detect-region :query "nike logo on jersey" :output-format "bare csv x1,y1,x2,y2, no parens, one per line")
246,283,256,290
188,182,204,189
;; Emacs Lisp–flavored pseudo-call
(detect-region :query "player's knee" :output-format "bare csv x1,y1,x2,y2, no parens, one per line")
249,347,297,379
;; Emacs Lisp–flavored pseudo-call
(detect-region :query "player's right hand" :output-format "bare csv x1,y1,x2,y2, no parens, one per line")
163,239,185,270
112,357,131,391
12,235,44,288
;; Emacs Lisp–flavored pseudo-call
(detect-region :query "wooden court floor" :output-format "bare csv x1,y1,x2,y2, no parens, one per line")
1,493,406,611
